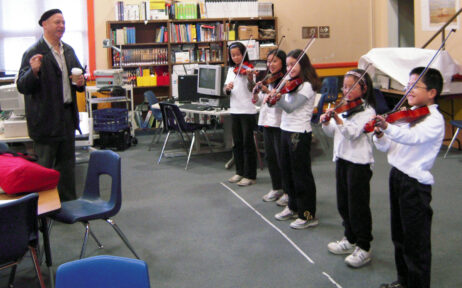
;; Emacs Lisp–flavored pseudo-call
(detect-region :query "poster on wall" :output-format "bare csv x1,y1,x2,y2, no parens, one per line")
421,0,460,31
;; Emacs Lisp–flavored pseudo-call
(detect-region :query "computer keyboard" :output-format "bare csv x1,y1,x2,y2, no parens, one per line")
180,103,211,111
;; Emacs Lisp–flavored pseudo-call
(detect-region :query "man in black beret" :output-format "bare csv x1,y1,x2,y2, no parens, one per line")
17,9,85,201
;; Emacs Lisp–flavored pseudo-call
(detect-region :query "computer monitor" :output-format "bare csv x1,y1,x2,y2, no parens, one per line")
197,64,222,96
178,75,199,103
0,84,25,116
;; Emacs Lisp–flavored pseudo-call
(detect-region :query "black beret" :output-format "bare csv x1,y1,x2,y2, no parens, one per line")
38,9,62,26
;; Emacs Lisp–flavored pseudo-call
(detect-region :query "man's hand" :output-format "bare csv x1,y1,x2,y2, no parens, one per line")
30,54,43,77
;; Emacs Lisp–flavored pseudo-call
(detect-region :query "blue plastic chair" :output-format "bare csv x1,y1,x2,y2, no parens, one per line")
0,193,45,288
444,120,462,158
311,77,339,124
144,90,164,150
51,150,139,259
0,141,8,152
55,255,150,288
157,102,212,170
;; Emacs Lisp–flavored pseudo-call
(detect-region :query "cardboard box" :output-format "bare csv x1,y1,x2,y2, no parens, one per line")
238,25,259,40
259,45,277,60
3,119,28,138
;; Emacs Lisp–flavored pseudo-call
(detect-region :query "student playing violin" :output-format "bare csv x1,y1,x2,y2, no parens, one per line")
224,42,258,186
267,49,320,229
252,49,287,204
319,69,376,268
373,67,444,288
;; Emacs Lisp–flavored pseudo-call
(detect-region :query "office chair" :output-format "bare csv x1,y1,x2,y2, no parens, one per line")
311,76,339,124
158,102,213,170
444,120,462,158
0,193,46,288
55,255,150,288
144,90,164,151
51,150,140,259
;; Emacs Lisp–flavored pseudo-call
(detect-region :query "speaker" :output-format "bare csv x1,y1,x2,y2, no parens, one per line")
178,75,199,103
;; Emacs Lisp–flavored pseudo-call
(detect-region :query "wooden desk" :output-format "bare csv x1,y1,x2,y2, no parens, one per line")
0,188,61,215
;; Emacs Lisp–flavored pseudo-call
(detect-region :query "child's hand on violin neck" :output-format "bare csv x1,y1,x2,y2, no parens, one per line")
373,115,388,130
226,82,234,91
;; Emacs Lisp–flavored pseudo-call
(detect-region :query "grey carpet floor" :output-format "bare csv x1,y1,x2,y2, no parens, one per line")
2,133,462,288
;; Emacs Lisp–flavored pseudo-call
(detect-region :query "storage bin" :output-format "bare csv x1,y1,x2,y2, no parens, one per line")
93,108,129,132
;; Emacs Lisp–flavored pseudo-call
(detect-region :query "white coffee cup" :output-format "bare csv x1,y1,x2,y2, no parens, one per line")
71,68,83,85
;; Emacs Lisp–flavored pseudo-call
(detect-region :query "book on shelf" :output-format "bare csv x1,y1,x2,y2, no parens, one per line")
155,26,168,43
113,27,136,45
124,4,140,20
201,0,259,19
171,43,222,64
113,47,168,67
115,1,124,21
170,22,224,43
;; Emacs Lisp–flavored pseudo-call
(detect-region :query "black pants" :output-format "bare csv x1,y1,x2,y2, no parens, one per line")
263,126,282,190
389,167,432,288
231,114,257,179
336,158,373,251
35,106,76,202
280,130,316,219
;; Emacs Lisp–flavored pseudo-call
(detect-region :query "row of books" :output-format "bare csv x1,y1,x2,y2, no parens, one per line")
171,43,223,63
114,0,273,20
200,0,261,18
112,48,168,67
170,2,198,20
170,23,225,43
112,27,136,45
115,1,168,21
154,26,168,43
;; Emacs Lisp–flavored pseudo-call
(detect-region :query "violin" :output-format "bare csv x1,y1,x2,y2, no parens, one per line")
363,106,430,133
253,71,284,95
267,77,303,106
323,98,364,122
233,62,254,75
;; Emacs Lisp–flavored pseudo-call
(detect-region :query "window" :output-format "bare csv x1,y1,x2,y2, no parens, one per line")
0,0,88,75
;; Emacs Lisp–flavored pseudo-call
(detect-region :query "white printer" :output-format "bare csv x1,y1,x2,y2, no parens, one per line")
94,69,124,88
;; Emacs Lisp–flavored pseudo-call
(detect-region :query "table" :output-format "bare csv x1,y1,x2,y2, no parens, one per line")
0,188,61,287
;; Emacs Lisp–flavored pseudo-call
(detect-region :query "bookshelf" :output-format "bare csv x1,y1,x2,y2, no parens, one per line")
106,17,277,104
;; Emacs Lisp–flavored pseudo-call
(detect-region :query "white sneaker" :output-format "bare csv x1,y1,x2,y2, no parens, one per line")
274,207,297,221
327,237,356,255
345,247,371,268
228,174,243,183
237,178,256,186
262,189,283,202
276,193,289,206
289,217,319,229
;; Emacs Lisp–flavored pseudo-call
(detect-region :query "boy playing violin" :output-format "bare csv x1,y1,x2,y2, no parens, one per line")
373,67,445,288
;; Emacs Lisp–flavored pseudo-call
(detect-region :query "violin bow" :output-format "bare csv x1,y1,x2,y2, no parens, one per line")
233,35,254,82
393,28,456,112
275,33,316,93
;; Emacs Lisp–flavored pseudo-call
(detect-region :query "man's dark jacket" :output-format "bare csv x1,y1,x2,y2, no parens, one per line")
17,37,84,143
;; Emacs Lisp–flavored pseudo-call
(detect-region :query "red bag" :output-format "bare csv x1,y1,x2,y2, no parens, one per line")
0,152,60,194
